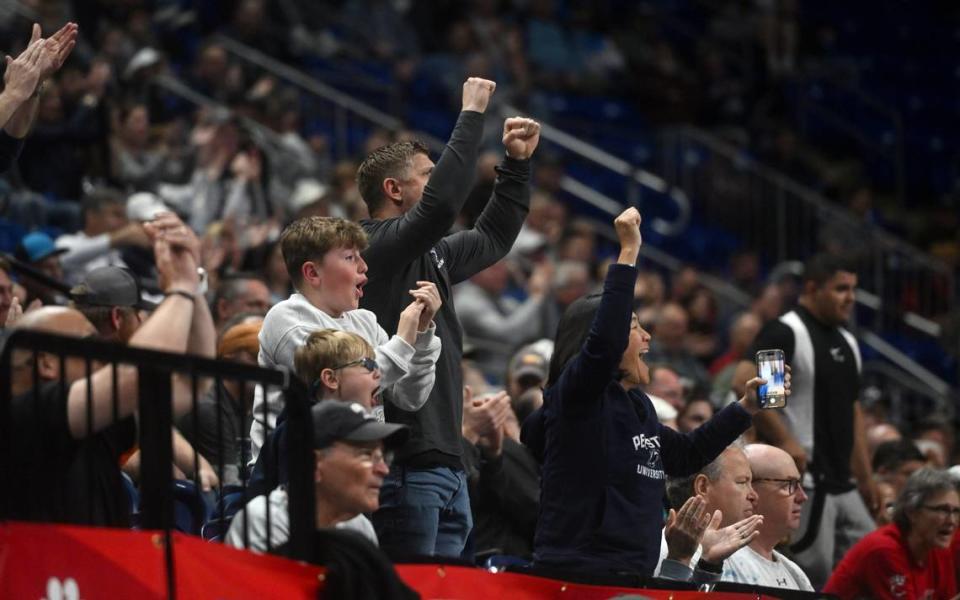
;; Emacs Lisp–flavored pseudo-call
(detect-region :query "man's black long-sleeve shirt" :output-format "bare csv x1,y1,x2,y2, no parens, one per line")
361,110,531,468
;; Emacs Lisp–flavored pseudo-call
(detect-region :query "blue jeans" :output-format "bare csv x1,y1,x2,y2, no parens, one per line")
373,466,472,560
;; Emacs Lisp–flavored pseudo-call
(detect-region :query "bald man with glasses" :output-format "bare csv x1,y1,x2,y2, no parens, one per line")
721,444,814,591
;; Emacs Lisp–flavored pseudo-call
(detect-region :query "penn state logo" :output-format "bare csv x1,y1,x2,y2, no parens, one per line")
429,248,445,270
633,434,665,479
646,447,661,468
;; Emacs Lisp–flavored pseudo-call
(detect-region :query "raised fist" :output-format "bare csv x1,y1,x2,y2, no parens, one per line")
502,117,541,160
613,207,642,251
462,77,496,113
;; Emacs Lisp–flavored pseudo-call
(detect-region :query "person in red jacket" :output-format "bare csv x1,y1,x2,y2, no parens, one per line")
825,468,958,599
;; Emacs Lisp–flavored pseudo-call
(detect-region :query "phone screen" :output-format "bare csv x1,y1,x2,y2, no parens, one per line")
757,349,786,407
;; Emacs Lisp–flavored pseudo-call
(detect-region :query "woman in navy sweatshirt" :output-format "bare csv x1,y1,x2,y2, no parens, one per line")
521,207,768,578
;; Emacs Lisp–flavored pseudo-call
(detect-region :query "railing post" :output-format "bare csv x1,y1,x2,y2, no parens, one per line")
0,330,11,521
285,379,316,561
137,365,176,599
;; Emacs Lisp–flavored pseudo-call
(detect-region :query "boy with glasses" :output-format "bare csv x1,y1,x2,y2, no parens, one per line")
721,444,813,590
246,328,431,507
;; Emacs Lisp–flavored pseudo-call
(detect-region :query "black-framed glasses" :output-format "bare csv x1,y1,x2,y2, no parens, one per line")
922,504,960,519
332,357,379,373
753,477,801,495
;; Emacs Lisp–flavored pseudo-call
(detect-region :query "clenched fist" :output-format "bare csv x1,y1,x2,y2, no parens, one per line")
462,77,496,113
502,117,541,160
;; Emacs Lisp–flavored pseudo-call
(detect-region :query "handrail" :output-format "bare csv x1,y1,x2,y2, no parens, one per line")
678,126,951,274
586,219,753,309
151,73,315,167
503,103,691,237
862,360,952,416
213,34,403,134
859,330,952,398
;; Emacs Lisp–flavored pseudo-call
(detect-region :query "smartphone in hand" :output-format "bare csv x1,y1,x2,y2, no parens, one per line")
756,349,786,409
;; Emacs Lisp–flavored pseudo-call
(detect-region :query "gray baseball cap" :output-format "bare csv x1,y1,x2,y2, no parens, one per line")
70,266,158,311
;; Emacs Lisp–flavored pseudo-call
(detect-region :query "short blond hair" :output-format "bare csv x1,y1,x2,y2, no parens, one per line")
279,217,367,285
294,329,374,384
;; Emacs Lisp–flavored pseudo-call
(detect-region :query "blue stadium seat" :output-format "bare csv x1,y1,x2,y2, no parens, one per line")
172,480,212,535
201,487,247,542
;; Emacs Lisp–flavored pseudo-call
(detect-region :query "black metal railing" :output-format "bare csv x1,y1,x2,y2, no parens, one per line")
0,330,314,598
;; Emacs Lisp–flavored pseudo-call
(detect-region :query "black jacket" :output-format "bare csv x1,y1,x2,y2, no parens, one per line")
361,110,531,468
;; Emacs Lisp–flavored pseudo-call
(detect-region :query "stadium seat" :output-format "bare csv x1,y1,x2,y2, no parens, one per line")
201,487,247,542
172,480,212,535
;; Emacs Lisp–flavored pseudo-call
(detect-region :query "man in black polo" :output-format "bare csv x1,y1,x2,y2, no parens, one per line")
356,77,540,559
732,253,876,587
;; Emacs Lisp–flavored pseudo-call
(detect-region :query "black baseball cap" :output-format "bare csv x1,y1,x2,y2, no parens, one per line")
70,266,158,311
311,401,409,450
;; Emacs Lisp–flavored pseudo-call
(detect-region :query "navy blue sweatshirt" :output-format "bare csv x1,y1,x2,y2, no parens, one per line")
521,263,752,576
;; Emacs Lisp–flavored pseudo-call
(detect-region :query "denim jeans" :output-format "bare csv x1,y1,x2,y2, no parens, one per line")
373,466,472,560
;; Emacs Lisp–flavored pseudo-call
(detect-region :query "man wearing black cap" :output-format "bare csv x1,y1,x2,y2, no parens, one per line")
227,401,408,551
70,266,157,343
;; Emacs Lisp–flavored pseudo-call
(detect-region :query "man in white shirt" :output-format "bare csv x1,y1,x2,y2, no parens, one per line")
56,188,152,285
227,401,407,551
721,444,814,591
658,445,764,581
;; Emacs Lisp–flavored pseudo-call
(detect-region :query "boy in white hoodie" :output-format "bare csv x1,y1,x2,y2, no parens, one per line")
251,217,441,460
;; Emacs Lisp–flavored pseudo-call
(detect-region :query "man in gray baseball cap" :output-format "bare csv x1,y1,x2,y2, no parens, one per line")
69,266,157,343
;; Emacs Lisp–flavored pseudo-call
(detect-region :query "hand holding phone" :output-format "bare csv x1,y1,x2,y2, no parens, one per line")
756,349,786,409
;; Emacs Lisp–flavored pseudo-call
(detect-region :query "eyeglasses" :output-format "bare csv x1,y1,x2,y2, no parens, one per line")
921,504,960,519
345,446,394,468
332,357,379,373
753,477,802,495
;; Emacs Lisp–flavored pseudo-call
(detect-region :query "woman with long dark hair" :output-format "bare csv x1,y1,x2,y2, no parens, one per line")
521,207,773,578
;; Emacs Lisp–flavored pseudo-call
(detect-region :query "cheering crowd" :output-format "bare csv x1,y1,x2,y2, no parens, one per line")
2,12,959,600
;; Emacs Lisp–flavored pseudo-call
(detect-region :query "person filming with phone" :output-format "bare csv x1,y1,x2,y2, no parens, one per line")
732,253,874,588
520,207,791,578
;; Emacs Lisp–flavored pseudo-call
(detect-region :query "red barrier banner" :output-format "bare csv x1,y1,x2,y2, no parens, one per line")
0,523,323,599
0,522,778,599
